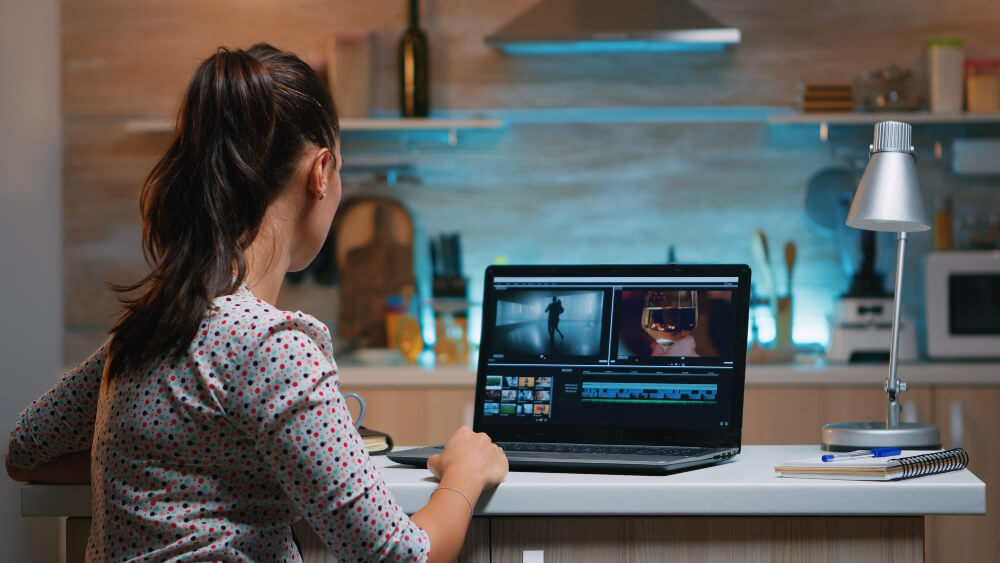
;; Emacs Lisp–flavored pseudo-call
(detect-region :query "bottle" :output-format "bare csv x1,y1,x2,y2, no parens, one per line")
399,0,429,117
933,197,953,250
396,288,425,364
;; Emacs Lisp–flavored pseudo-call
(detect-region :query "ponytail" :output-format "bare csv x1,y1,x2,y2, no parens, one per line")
106,44,338,379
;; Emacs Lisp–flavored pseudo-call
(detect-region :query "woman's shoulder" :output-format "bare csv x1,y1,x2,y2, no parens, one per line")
207,285,333,356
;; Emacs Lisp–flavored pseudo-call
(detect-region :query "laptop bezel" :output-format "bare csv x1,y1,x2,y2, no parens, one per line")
472,263,751,450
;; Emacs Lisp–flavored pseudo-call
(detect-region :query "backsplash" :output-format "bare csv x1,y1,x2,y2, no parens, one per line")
61,0,1000,364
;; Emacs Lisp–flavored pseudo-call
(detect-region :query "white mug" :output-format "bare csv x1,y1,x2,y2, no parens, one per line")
343,392,366,429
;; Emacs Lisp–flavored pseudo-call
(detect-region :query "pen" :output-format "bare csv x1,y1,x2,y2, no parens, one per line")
821,447,901,462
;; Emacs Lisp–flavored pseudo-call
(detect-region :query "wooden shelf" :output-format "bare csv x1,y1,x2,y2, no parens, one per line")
768,111,1000,125
341,117,502,132
433,105,795,124
126,116,501,131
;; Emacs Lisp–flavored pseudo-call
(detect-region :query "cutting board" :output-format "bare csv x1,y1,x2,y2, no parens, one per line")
334,196,415,348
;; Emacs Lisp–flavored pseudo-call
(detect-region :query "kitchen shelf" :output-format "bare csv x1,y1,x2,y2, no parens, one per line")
430,105,796,124
124,117,504,146
768,111,1000,126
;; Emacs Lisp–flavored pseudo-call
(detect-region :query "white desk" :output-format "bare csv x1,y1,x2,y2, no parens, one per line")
21,446,986,563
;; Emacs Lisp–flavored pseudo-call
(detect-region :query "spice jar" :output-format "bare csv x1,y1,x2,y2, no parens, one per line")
965,59,1000,113
933,197,954,250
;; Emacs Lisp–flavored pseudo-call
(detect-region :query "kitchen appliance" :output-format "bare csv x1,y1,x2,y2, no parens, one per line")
828,296,918,363
827,193,916,363
484,0,740,55
925,250,1000,359
826,229,918,363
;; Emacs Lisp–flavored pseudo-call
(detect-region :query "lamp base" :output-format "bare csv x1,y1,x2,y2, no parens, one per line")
821,421,941,452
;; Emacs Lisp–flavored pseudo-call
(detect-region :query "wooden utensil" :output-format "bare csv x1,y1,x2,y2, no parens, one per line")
774,240,797,353
750,229,777,312
784,241,797,296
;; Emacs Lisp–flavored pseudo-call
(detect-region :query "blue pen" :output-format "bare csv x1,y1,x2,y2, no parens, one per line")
821,447,902,462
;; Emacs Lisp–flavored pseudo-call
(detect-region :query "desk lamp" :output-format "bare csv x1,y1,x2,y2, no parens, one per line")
822,121,942,451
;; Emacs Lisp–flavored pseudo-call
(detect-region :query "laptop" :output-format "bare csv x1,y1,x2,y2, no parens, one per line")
388,264,752,473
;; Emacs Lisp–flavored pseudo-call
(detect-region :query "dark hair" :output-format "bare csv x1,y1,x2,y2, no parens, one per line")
106,43,339,379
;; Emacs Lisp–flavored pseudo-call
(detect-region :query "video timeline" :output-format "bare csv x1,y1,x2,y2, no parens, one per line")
580,382,718,404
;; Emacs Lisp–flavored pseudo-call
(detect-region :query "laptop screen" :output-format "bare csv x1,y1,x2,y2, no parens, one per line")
473,264,751,448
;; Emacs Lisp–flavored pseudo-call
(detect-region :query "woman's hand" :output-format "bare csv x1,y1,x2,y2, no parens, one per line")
413,427,507,562
427,426,508,488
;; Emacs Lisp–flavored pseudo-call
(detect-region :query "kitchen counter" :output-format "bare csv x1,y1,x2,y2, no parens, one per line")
22,446,985,563
21,445,984,517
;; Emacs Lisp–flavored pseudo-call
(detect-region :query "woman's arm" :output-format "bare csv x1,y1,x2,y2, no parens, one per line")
6,344,105,477
231,322,435,561
6,450,90,484
409,427,508,563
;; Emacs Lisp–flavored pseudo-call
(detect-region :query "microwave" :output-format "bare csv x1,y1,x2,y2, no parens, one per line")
925,250,1000,358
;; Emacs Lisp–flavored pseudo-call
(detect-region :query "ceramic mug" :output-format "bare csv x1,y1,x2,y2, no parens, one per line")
343,392,367,429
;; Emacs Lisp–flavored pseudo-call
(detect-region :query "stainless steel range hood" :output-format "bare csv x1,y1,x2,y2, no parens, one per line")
485,0,740,55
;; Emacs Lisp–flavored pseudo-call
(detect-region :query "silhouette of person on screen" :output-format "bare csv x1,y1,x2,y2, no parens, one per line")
545,296,564,342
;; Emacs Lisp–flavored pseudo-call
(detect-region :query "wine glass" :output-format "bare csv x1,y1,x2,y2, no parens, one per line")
641,290,698,348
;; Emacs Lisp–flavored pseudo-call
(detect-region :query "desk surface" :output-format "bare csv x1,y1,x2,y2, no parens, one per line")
22,445,985,518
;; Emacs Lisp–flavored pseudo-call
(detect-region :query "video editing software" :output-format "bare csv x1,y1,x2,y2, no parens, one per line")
480,275,742,432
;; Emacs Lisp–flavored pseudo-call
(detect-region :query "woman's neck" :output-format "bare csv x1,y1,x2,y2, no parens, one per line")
243,221,291,306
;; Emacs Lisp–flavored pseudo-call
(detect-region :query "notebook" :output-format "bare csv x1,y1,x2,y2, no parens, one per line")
389,264,752,473
775,448,970,481
359,426,394,455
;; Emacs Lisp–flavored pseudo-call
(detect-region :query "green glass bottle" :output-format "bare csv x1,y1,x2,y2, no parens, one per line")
399,0,429,117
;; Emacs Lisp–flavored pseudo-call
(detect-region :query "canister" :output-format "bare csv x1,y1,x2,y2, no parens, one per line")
928,38,965,113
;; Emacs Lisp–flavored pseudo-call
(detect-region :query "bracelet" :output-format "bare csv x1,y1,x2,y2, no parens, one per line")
434,486,474,514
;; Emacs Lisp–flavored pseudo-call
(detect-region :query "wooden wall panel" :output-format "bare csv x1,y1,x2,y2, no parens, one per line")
62,0,1000,118
743,386,933,445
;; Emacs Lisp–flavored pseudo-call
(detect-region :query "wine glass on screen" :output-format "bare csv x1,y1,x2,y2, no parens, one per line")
641,290,698,350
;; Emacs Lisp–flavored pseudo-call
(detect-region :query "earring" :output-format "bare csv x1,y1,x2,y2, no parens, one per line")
319,191,327,200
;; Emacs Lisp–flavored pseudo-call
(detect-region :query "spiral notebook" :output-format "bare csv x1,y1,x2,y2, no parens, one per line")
775,448,969,481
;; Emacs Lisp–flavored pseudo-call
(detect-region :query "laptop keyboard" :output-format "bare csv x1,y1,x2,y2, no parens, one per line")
496,442,710,457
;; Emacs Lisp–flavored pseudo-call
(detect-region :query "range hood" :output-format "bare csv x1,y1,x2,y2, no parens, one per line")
485,0,740,55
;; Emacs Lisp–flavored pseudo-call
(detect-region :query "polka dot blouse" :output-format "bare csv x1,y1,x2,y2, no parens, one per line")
7,284,430,562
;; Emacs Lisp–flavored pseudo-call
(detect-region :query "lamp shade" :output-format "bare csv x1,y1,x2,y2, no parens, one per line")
846,121,931,232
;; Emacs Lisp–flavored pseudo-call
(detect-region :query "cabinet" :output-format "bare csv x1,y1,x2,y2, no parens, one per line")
339,385,474,446
925,387,1000,563
337,376,994,563
744,383,995,563
743,385,933,444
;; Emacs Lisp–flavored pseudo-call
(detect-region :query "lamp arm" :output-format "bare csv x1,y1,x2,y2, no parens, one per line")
886,231,909,428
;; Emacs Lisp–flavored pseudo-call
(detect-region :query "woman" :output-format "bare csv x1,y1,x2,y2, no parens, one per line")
6,43,507,562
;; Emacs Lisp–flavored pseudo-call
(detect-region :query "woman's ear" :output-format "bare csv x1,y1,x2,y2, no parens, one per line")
308,148,332,200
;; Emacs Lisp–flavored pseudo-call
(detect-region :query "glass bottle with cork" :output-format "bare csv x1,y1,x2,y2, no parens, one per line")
399,0,429,118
